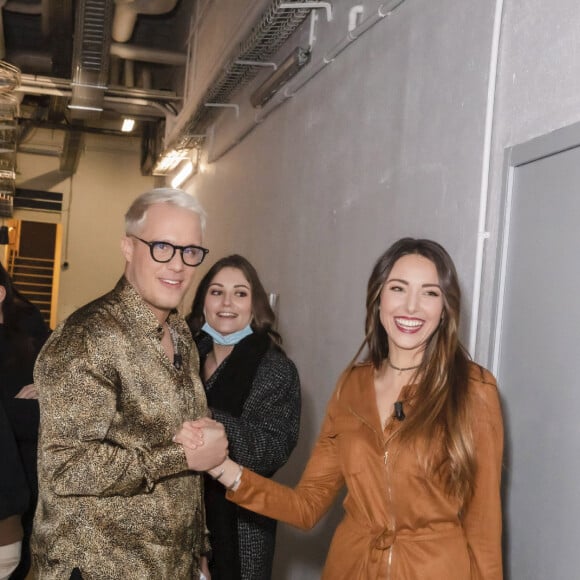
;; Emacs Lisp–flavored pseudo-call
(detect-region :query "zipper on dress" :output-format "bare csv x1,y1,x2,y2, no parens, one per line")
384,444,394,580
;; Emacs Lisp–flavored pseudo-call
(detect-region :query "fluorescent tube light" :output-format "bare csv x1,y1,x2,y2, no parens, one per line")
121,118,135,132
171,161,194,188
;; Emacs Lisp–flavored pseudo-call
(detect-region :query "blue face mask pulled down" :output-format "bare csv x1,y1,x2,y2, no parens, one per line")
201,322,253,346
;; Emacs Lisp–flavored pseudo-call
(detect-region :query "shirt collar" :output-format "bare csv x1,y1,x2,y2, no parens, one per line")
112,276,185,339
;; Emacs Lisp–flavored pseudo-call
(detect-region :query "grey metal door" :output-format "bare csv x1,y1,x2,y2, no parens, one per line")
494,134,580,579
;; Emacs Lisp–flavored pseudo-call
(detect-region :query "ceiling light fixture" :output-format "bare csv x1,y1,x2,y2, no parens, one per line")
67,104,104,112
171,161,194,189
153,148,191,175
121,118,135,132
250,47,311,108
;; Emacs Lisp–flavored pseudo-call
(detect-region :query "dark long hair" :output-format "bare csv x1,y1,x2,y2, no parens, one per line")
0,261,48,367
348,238,474,503
186,255,282,349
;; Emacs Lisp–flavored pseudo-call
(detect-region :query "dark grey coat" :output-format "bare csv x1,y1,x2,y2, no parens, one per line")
199,335,301,580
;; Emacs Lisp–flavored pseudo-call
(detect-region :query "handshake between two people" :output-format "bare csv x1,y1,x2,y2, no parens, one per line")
174,417,229,472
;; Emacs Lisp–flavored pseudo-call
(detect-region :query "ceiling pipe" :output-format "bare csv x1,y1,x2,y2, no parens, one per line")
110,42,186,66
19,73,181,101
15,82,176,118
16,85,173,117
112,0,178,43
5,51,53,74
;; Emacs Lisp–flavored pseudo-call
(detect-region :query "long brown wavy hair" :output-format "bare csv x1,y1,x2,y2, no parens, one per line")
348,238,475,504
186,254,283,350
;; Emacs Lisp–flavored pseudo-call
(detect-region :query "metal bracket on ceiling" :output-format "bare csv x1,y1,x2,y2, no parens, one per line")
235,60,278,71
204,102,239,118
279,2,333,22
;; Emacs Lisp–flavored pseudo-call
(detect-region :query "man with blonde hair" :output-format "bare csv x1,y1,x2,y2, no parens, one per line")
32,188,227,579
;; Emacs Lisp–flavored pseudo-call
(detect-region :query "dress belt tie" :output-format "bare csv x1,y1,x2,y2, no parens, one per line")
372,527,396,550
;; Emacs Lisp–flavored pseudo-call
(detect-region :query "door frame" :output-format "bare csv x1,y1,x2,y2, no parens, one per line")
489,121,580,375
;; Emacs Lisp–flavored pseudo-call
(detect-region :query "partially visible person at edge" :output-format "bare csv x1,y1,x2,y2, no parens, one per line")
31,188,228,580
177,237,504,580
0,398,29,580
186,255,301,580
0,261,50,579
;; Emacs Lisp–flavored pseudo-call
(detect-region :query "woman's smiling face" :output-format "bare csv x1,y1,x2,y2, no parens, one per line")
203,267,253,335
379,253,444,360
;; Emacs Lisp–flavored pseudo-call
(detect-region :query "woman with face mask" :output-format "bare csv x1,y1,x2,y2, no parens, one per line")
180,239,504,580
186,255,301,580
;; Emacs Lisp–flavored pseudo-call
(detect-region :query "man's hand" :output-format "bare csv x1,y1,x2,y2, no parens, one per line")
175,418,228,471
15,384,38,399
200,555,211,579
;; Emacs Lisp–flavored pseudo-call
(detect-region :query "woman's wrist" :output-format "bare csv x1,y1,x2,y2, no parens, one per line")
207,459,228,480
226,464,243,491
208,458,243,491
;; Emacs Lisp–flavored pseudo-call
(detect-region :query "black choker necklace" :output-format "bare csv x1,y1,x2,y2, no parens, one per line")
388,359,420,374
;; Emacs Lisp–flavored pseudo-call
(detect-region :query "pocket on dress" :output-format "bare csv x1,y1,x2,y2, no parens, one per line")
333,415,374,475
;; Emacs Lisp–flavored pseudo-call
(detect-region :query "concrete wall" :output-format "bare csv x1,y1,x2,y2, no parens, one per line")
16,130,154,322
185,1,496,577
183,0,580,577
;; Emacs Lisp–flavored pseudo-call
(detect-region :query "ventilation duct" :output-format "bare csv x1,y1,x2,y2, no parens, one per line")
70,0,114,120
112,0,178,43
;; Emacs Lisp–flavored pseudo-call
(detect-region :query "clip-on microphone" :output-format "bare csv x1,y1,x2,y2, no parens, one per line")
394,401,405,421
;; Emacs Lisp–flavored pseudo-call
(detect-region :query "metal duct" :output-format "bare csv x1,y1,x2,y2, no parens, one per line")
60,130,83,174
70,0,114,120
110,42,186,66
113,0,178,43
6,51,53,74
169,0,311,151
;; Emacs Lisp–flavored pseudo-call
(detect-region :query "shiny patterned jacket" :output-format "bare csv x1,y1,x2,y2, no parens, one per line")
228,361,504,580
31,277,210,579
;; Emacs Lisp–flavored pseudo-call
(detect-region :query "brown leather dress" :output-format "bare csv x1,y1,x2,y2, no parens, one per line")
228,361,503,579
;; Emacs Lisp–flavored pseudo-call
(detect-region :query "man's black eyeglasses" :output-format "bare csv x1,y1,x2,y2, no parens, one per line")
132,236,209,267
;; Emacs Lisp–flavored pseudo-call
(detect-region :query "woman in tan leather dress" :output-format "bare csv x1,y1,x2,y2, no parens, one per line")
177,237,504,580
